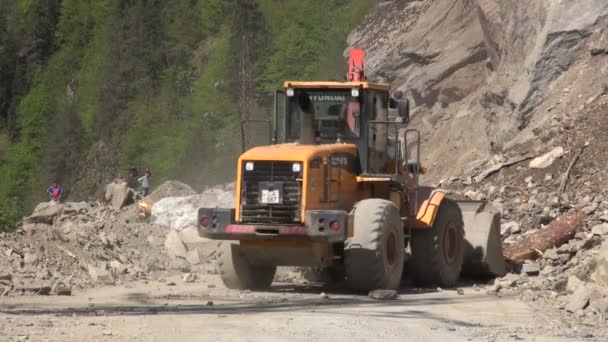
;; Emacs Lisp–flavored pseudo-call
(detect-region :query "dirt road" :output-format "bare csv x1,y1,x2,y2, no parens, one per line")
0,272,599,342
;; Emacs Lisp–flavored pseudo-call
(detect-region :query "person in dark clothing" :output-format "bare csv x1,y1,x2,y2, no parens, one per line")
47,182,64,203
127,166,139,189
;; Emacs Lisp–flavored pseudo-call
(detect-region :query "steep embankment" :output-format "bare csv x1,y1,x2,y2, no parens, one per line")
349,0,608,327
0,0,376,228
348,0,608,183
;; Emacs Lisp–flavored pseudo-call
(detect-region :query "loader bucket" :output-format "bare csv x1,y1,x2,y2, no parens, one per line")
456,200,506,278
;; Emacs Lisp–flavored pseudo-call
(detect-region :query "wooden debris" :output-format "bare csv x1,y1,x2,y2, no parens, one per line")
503,211,585,262
559,147,585,194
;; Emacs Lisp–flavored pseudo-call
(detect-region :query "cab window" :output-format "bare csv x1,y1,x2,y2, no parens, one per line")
286,89,361,142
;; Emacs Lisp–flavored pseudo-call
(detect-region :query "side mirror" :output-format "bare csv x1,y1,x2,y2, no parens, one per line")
398,99,409,122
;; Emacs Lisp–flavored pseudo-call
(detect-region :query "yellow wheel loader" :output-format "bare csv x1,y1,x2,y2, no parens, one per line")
198,49,506,292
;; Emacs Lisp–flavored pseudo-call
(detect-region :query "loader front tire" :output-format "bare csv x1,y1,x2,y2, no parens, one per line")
410,199,464,287
344,199,405,292
217,241,276,290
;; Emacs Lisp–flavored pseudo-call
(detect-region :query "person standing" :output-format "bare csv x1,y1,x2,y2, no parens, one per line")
138,170,151,196
127,166,139,189
47,182,64,203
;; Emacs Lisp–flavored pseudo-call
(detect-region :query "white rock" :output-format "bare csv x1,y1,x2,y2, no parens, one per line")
183,273,197,283
368,289,399,300
565,286,591,312
164,231,187,259
105,182,133,211
543,248,559,261
87,265,115,284
25,201,63,224
23,252,37,265
110,260,127,274
501,221,521,235
186,249,201,265
179,227,212,253
566,275,584,293
529,147,564,169
147,235,164,247
591,223,608,235
521,261,540,275
464,190,483,201
592,241,608,287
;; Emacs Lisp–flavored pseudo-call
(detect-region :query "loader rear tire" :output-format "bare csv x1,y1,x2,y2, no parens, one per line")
344,199,405,292
217,241,276,290
410,199,464,287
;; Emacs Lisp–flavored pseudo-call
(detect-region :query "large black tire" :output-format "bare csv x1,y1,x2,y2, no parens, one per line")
217,241,276,290
344,199,405,292
410,198,464,287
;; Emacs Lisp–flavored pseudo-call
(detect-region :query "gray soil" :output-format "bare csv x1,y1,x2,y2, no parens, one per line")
0,272,599,342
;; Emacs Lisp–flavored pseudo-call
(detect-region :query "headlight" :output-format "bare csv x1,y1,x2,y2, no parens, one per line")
245,162,254,171
286,88,295,97
351,88,360,97
292,162,301,173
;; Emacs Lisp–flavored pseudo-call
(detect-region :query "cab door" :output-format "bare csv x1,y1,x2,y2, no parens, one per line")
366,90,389,174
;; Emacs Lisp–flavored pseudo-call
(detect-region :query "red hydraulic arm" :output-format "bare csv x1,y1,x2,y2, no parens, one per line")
347,49,366,82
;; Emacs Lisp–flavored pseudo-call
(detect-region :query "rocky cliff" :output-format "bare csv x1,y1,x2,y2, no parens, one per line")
348,0,608,183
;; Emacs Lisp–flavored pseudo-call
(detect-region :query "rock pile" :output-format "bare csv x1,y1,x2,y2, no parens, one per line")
0,181,224,297
443,97,608,327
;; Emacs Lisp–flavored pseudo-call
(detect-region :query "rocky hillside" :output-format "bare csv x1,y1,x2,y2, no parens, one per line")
346,0,608,328
348,0,608,184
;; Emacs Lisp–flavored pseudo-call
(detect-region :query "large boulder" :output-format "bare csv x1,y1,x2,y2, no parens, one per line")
146,180,197,204
105,182,134,211
180,227,213,254
150,183,235,231
25,201,63,224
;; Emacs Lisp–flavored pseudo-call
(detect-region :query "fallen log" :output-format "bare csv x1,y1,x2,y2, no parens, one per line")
503,211,585,262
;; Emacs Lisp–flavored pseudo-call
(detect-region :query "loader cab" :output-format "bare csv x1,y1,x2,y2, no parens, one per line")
278,82,409,174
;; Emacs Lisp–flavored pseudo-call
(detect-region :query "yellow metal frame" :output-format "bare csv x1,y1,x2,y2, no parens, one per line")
283,81,390,92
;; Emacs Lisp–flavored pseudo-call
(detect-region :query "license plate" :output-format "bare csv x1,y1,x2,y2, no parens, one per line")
260,189,280,204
